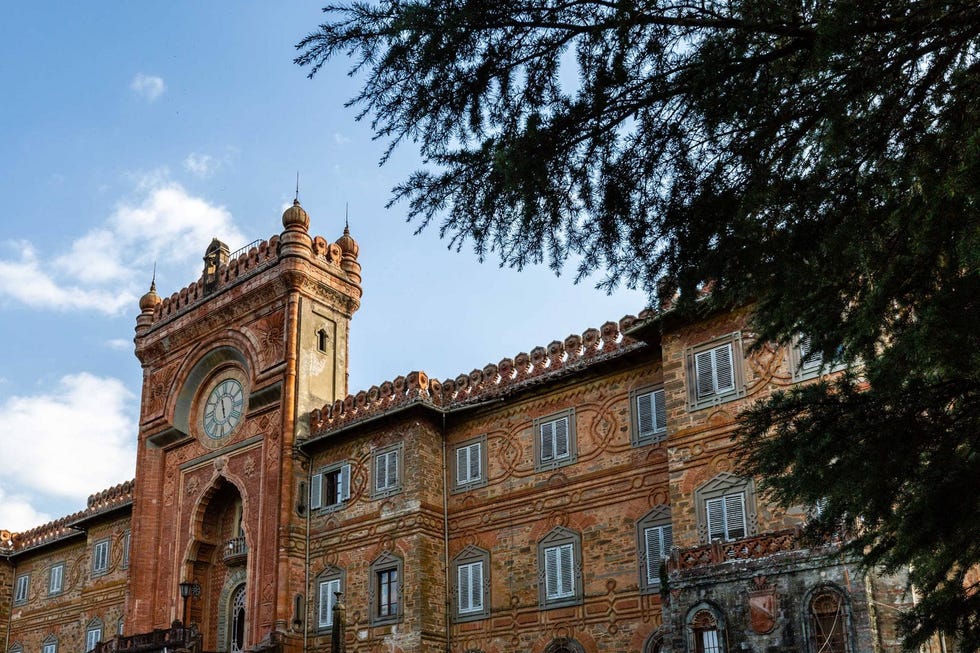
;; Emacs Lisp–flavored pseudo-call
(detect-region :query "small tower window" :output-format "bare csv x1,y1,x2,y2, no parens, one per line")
317,329,329,353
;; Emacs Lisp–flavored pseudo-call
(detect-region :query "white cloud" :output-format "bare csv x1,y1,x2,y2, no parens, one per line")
105,338,132,351
0,374,137,530
0,174,245,315
184,153,217,178
0,487,51,533
333,132,351,145
130,73,166,101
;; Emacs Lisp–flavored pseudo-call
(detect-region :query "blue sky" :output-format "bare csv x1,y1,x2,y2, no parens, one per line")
0,2,646,531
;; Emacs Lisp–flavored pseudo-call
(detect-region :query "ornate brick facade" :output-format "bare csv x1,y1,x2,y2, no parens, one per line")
0,204,944,653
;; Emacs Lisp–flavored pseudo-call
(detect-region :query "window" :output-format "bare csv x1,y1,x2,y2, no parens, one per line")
452,436,487,491
49,563,65,595
316,328,329,353
537,527,583,608
534,408,577,471
121,530,131,569
14,573,29,605
637,505,672,593
311,462,351,510
371,444,402,498
117,617,124,636
694,473,757,544
807,587,851,653
790,334,845,381
41,635,58,653
686,605,726,653
543,639,585,653
92,539,110,576
86,619,104,652
631,385,667,445
452,546,490,622
369,552,403,625
685,332,745,410
9,643,23,653
316,566,344,631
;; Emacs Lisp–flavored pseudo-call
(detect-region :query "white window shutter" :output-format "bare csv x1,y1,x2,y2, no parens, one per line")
470,561,484,611
663,524,673,554
456,446,468,484
310,472,322,509
654,389,667,433
558,543,574,597
725,492,746,539
713,344,735,392
695,350,716,398
339,464,351,501
706,497,726,541
457,563,471,612
644,527,662,585
319,578,339,627
386,451,398,489
554,418,569,458
469,443,481,481
540,422,555,461
637,392,655,435
544,546,560,598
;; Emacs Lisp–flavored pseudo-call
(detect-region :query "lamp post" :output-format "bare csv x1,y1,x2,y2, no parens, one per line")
178,581,201,626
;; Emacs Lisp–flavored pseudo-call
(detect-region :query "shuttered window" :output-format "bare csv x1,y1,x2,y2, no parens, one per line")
121,531,130,569
643,525,673,586
14,574,29,604
635,388,667,440
49,564,64,595
85,622,103,652
540,417,570,462
92,539,110,575
705,492,747,541
456,442,482,486
544,543,575,600
42,638,57,653
457,561,484,614
318,578,341,628
694,343,735,399
310,472,323,509
372,445,403,497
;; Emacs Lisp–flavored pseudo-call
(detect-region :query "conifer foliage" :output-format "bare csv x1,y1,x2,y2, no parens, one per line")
297,2,980,647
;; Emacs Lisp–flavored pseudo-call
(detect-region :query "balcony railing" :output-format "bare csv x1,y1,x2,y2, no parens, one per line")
671,528,805,571
223,536,248,565
93,623,200,653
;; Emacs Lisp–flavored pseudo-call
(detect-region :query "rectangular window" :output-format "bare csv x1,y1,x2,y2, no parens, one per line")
14,573,29,604
686,332,745,410
42,642,56,653
631,385,667,445
312,463,351,510
372,445,402,497
543,543,575,600
791,334,846,381
705,492,747,541
121,531,131,569
377,568,399,618
457,560,484,615
643,524,673,586
86,627,103,652
49,563,65,595
93,539,110,575
534,409,577,471
318,578,341,629
455,441,482,487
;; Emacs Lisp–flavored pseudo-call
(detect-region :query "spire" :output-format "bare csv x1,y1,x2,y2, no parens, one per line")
295,171,300,203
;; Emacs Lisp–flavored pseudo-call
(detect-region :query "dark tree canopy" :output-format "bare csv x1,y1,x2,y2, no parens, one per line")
297,2,980,648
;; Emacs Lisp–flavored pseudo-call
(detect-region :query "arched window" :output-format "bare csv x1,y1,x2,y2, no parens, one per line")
807,587,851,653
643,631,664,653
686,603,726,653
543,638,585,653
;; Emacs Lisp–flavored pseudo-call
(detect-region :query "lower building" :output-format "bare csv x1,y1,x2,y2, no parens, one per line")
0,203,946,652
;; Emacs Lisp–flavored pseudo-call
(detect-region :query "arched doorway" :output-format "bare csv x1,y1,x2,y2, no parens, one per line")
229,583,246,653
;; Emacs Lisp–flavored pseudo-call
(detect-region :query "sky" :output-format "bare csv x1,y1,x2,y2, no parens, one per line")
0,2,647,532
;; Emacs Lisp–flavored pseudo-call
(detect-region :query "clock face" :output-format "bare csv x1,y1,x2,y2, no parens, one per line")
203,378,245,439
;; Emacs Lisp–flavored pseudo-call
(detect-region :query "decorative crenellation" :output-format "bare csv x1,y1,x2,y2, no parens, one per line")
2,480,135,554
309,311,656,436
670,528,816,571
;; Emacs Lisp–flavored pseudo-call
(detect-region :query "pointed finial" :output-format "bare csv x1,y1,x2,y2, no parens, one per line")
139,263,162,311
295,172,300,202
345,202,349,232
150,262,157,291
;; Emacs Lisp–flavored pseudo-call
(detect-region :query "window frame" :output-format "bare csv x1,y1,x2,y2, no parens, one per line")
85,618,104,653
92,538,111,576
451,545,490,622
804,585,854,653
315,566,345,632
685,332,746,411
451,435,488,492
686,603,727,653
368,551,403,626
636,505,672,594
49,562,65,596
371,443,403,499
630,384,668,446
537,527,583,609
8,643,23,653
14,573,29,605
41,635,58,653
121,530,131,569
312,461,352,511
533,408,577,472
694,473,757,544
790,334,847,382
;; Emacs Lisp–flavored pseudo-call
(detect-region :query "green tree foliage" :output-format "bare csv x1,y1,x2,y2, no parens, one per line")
297,2,980,647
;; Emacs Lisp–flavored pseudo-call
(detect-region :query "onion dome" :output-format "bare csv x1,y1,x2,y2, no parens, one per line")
281,198,310,230
336,225,359,259
139,280,162,312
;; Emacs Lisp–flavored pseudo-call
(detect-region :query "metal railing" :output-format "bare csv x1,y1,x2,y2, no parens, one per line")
93,623,200,653
223,536,248,565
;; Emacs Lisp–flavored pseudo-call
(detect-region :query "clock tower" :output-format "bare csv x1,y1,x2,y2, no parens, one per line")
128,201,361,653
